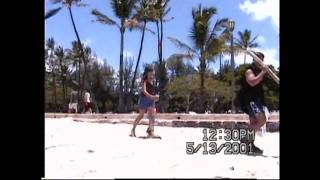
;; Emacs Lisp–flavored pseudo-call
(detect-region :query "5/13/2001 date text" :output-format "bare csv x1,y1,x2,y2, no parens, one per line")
186,142,253,155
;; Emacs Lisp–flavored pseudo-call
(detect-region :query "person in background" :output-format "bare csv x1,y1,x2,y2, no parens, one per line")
68,90,78,113
83,89,92,113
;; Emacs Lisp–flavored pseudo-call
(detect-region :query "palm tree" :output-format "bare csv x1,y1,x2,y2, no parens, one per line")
54,46,65,102
91,0,136,113
54,46,72,102
82,46,93,89
152,0,173,112
126,0,156,109
168,4,229,112
66,41,83,103
234,29,259,64
46,0,88,104
46,38,57,111
151,0,172,64
169,6,229,89
131,0,173,112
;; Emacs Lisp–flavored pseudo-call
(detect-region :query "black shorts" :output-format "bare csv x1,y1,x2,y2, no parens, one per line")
246,100,265,117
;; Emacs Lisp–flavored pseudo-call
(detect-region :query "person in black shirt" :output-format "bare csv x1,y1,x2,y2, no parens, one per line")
240,52,269,155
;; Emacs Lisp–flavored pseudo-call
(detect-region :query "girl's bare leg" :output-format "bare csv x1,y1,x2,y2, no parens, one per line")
130,109,145,137
146,107,159,137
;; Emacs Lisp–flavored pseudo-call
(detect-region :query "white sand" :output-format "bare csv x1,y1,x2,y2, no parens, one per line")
45,118,279,179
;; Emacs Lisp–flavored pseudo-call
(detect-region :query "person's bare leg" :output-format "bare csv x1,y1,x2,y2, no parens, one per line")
249,113,266,131
146,107,159,137
243,113,266,142
241,113,266,154
130,109,145,137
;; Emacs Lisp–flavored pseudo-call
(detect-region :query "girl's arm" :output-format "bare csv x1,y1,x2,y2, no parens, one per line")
143,81,157,100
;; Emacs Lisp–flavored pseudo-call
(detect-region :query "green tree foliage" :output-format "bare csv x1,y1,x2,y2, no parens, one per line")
167,75,232,113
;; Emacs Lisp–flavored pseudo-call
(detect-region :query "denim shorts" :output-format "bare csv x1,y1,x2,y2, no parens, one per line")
138,95,155,109
246,99,266,117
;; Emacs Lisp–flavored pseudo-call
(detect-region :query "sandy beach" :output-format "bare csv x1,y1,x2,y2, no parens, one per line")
45,117,279,179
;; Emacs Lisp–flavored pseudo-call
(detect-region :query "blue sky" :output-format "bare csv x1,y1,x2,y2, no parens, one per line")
45,0,279,73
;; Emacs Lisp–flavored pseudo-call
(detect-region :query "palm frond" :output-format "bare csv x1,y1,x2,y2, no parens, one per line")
206,18,229,45
163,6,171,17
45,7,62,20
249,34,259,45
234,38,243,46
249,42,259,48
237,31,245,44
54,46,64,57
111,0,136,19
190,5,218,49
221,28,231,41
127,21,156,34
145,26,156,34
46,38,55,49
213,18,229,33
162,16,174,22
223,44,245,57
76,2,87,7
50,0,62,4
91,9,120,28
168,37,198,57
167,53,194,61
205,38,225,62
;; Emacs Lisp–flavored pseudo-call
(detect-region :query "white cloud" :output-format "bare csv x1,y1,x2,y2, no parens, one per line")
239,0,279,33
83,38,92,46
256,35,266,44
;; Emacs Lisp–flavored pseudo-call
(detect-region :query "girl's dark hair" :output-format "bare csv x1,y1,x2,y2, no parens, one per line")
142,66,154,81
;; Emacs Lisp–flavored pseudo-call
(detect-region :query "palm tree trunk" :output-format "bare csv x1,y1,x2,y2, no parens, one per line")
158,18,166,113
219,52,222,80
62,81,65,102
129,21,146,109
65,85,68,101
160,18,163,64
68,6,87,110
53,72,57,112
74,63,77,81
199,51,206,113
200,57,205,90
83,61,87,89
118,20,125,113
68,6,84,60
49,51,55,111
124,56,128,94
156,21,161,63
59,60,66,103
78,60,81,104
230,33,236,113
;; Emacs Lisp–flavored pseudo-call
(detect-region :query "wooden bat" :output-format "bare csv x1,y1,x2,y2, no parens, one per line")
246,50,280,85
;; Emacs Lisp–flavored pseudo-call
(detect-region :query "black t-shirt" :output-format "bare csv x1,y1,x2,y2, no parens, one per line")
241,63,265,105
